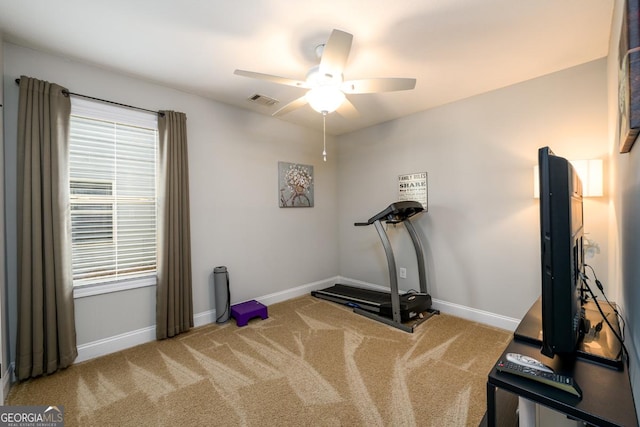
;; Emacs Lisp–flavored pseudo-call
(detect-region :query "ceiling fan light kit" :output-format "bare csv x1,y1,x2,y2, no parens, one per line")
306,86,345,114
234,28,417,160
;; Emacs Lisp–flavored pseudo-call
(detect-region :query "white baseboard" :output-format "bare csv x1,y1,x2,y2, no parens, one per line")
253,276,338,307
335,276,520,331
430,298,520,331
76,276,339,363
76,326,156,363
193,309,215,327
76,275,518,363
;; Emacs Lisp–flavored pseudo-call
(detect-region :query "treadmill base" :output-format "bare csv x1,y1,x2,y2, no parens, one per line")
312,284,439,332
354,306,439,333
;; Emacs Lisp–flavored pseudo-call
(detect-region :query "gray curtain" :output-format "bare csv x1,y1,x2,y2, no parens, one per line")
156,111,193,339
16,76,77,380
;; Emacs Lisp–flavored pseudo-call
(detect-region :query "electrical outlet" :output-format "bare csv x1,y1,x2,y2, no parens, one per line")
399,267,407,279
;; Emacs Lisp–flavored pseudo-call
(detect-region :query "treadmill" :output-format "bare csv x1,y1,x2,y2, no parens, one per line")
312,201,439,332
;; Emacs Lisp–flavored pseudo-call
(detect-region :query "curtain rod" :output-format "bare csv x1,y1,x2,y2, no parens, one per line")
15,78,164,117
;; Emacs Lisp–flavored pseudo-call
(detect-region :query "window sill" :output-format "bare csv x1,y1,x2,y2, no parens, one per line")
73,275,157,299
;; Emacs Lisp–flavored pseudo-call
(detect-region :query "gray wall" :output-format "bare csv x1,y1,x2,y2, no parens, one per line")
617,105,640,416
2,43,340,362
336,59,610,320
0,32,9,397
608,0,640,410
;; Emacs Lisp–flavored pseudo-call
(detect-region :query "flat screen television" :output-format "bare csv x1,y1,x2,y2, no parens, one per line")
538,147,585,358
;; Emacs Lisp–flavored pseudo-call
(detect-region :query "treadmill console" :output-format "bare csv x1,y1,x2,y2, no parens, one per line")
361,201,424,225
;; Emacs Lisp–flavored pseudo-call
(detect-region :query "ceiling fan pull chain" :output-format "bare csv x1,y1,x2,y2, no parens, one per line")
323,112,327,162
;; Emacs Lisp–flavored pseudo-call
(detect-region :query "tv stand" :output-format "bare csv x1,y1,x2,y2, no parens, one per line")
484,297,636,427
514,297,623,369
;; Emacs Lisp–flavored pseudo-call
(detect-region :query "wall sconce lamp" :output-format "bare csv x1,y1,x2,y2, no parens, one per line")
533,159,604,198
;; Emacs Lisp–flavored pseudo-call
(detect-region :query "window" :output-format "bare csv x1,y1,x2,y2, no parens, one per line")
71,179,114,245
69,98,158,289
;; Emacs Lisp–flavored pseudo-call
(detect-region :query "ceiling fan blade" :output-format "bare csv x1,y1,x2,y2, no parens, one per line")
234,69,309,88
342,78,416,94
336,97,359,119
272,96,309,117
319,29,353,78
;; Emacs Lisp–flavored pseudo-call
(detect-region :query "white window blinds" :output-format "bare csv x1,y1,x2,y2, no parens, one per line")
69,98,158,287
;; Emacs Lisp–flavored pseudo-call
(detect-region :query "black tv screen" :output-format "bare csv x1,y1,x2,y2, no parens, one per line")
538,147,585,358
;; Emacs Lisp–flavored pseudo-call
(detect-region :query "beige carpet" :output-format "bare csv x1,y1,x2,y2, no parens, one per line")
7,296,511,426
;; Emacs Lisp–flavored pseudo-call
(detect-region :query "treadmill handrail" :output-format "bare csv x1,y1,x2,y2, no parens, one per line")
354,200,429,310
354,201,424,226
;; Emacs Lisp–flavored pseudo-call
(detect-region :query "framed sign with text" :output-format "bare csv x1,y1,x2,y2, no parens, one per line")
398,172,427,211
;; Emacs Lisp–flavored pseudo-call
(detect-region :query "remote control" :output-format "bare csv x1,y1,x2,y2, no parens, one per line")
505,352,554,373
496,359,582,398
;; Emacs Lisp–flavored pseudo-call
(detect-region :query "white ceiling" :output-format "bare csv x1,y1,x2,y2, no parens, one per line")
0,0,614,135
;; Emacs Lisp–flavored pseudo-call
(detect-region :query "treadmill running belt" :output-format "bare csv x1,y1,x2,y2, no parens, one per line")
312,284,431,322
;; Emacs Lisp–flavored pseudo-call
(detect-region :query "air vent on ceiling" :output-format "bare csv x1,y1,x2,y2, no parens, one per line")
247,93,279,107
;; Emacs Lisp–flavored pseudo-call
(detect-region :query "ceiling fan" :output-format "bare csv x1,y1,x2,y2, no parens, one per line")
234,29,417,118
